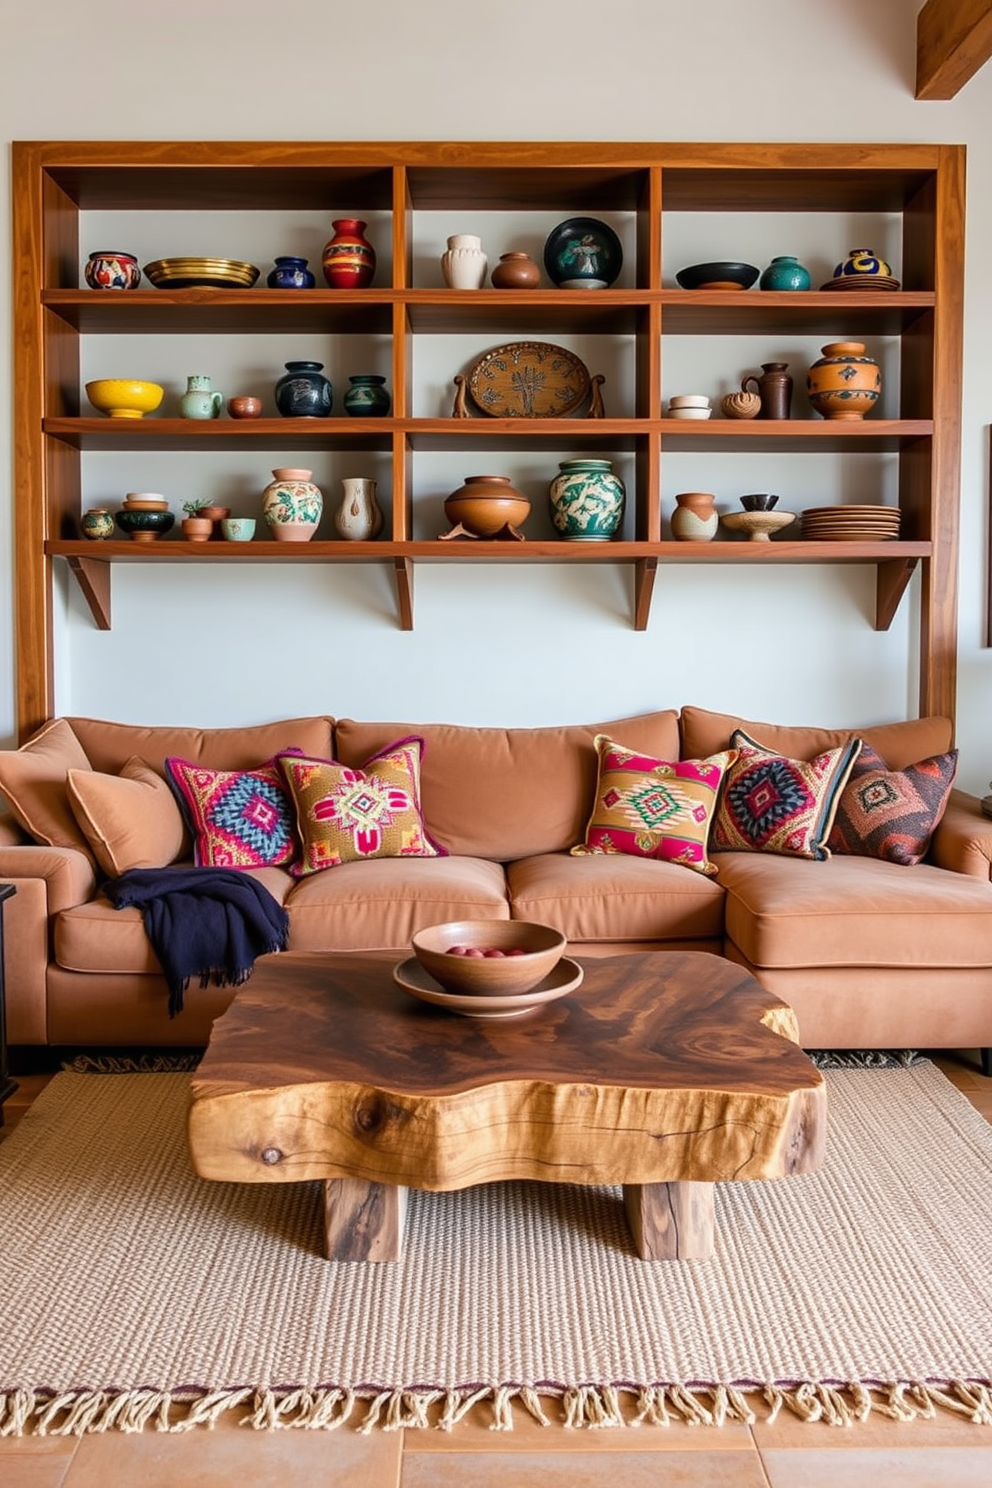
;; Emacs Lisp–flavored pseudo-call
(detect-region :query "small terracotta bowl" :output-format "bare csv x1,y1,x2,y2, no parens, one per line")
411,920,566,997
197,506,231,522
228,396,262,419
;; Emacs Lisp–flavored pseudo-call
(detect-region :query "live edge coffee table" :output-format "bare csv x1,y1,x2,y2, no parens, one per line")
188,950,826,1263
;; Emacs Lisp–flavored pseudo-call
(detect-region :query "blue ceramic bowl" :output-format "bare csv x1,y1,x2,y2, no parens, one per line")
675,261,759,291
115,508,175,541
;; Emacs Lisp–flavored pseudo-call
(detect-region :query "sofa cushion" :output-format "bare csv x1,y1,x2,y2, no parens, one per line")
571,735,735,876
711,732,861,860
507,851,725,943
284,855,509,952
718,850,992,968
0,718,93,852
279,737,443,877
827,743,959,866
65,716,335,776
166,754,300,869
67,757,188,876
680,705,953,772
334,711,681,861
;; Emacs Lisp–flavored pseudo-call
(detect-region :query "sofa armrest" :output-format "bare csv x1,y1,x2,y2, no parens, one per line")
0,844,98,1044
928,790,992,880
0,808,29,848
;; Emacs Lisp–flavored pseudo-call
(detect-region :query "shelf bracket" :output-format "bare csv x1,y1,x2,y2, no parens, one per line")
875,557,918,632
394,557,414,630
633,556,658,632
67,556,112,630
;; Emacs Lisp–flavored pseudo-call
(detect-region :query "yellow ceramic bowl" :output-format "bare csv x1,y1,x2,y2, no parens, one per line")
85,379,164,419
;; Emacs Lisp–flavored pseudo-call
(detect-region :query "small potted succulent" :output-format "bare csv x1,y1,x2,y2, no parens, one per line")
181,500,215,543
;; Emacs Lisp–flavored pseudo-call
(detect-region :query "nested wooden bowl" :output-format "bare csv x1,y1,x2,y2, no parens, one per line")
411,920,566,996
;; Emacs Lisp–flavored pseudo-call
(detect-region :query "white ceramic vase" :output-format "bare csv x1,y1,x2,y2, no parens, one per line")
334,477,384,540
441,234,487,289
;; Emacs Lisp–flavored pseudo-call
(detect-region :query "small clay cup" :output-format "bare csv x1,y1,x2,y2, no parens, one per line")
228,396,262,419
740,493,779,512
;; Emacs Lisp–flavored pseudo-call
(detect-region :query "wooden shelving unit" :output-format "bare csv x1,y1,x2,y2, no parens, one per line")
12,140,965,739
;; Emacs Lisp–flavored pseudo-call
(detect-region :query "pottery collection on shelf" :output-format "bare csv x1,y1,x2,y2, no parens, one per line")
274,361,333,418
322,218,376,288
261,467,324,541
806,341,881,420
549,460,625,541
179,374,223,420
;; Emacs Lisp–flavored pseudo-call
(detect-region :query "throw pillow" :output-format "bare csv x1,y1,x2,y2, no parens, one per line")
277,736,445,877
570,735,737,876
67,756,188,876
710,730,862,860
827,742,959,866
166,753,302,869
0,717,93,851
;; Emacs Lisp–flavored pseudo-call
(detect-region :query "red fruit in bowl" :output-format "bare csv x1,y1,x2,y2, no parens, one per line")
483,948,506,958
507,947,528,956
463,947,486,957
447,945,469,956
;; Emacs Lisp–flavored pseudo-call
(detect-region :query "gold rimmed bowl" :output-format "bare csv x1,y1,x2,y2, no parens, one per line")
143,257,259,289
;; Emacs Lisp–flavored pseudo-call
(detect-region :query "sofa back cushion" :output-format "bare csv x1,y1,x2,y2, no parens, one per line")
334,711,681,861
0,718,93,850
679,706,953,772
66,716,335,777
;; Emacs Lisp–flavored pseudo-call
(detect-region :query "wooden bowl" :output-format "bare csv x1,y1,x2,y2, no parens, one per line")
411,920,567,996
720,510,796,542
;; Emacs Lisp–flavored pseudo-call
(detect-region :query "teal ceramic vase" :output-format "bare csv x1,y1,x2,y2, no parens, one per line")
549,459,626,541
343,375,391,417
81,507,115,540
759,255,811,292
180,374,223,420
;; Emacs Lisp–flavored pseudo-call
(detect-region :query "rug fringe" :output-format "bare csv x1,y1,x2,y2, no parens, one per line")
2,1379,991,1435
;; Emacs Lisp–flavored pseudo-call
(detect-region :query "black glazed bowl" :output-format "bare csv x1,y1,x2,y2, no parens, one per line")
740,493,779,511
675,261,760,291
115,508,175,541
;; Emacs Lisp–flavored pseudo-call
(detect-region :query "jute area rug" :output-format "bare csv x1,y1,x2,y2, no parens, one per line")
1,1063,991,1437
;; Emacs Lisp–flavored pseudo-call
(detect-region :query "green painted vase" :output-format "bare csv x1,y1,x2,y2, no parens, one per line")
549,459,626,541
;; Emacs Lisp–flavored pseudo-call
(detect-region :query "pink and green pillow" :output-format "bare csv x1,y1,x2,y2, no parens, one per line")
571,734,736,876
710,730,861,860
165,753,302,869
827,742,958,865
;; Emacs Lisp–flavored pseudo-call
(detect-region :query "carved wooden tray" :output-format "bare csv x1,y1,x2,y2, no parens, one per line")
454,341,603,418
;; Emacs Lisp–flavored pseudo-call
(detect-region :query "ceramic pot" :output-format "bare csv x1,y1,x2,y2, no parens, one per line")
741,363,793,420
221,518,255,541
720,390,762,420
671,491,718,542
549,459,626,541
759,255,811,292
181,516,214,543
342,375,391,417
274,361,333,418
442,475,529,539
80,507,115,540
228,395,262,419
84,251,141,291
491,252,541,289
833,247,893,279
334,477,384,540
806,341,881,421
261,467,323,541
441,234,488,290
180,375,223,420
267,255,315,289
322,218,376,288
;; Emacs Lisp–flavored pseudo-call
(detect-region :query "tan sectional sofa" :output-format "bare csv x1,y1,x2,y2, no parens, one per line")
1,706,990,1061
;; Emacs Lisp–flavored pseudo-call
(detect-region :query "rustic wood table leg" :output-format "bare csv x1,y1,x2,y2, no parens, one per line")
623,1181,715,1260
323,1178,407,1262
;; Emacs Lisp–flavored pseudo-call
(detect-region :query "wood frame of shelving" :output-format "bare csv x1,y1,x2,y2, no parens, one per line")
11,140,965,740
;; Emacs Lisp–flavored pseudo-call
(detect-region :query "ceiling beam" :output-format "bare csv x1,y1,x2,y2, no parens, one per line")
917,0,992,99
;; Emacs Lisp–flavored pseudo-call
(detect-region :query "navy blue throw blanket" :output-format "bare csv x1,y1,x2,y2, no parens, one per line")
103,867,290,1017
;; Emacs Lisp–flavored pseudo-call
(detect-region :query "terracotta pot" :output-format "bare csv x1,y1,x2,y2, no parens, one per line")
806,341,881,421
491,252,541,289
671,492,718,542
442,475,530,539
181,517,214,543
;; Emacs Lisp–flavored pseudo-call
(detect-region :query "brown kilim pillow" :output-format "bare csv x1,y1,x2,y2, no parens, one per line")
827,742,958,866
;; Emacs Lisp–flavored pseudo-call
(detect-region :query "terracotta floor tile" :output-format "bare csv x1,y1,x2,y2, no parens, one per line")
760,1445,992,1487
0,1437,79,1488
62,1423,402,1488
400,1448,770,1486
401,1396,754,1451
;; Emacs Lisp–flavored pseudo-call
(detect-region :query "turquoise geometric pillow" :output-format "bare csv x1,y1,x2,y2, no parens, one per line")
711,730,861,860
165,753,301,869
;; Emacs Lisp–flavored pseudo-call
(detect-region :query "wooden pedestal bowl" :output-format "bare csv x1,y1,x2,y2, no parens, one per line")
411,920,567,996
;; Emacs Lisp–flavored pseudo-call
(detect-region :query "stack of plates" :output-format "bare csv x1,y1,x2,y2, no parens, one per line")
801,505,901,541
819,274,901,292
143,257,259,289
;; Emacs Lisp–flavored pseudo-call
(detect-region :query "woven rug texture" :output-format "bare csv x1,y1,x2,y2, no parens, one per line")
1,1064,991,1434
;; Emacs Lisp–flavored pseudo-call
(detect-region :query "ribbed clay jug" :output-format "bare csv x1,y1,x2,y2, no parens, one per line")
441,234,488,289
741,362,793,420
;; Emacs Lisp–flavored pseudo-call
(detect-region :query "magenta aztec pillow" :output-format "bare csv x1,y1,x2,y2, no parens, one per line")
827,742,958,865
710,730,861,860
571,735,736,876
165,752,302,869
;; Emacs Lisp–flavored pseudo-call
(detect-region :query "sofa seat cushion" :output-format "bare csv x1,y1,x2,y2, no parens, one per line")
55,867,293,975
284,855,509,952
507,852,725,943
717,851,992,969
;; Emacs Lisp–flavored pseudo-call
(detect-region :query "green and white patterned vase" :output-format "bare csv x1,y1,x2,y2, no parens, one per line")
548,459,626,541
261,467,323,542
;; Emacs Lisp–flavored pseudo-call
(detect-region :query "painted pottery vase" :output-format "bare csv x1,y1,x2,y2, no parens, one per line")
342,374,391,418
491,252,541,289
741,362,793,420
267,255,316,289
274,361,333,418
80,507,115,540
758,255,811,292
261,467,323,541
671,491,718,542
322,218,376,289
84,250,141,291
806,341,881,421
833,247,893,280
334,476,384,540
549,459,626,541
441,234,488,289
179,374,223,420
442,475,530,539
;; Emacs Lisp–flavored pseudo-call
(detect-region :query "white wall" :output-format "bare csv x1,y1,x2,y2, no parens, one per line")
3,1,992,790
